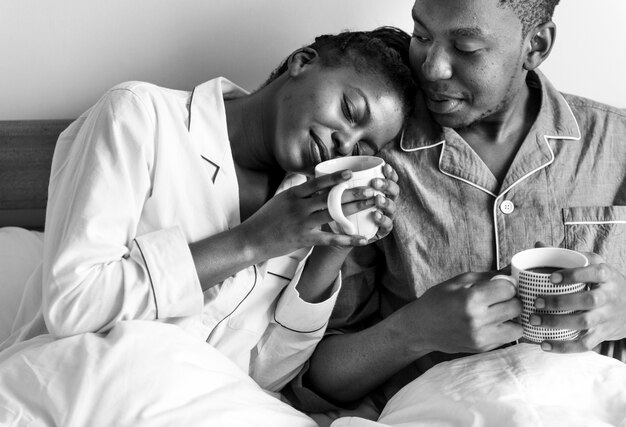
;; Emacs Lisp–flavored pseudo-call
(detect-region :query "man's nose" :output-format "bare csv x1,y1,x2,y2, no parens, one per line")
421,45,452,81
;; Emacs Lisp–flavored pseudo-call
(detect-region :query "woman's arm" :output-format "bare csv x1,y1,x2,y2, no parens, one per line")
189,173,372,291
43,85,203,337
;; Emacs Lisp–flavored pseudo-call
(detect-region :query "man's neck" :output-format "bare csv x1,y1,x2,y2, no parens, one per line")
457,83,540,182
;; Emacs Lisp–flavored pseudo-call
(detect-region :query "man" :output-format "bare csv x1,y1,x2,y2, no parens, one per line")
286,0,626,418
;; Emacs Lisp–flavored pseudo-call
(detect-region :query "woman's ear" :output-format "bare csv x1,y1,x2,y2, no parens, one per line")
523,21,556,71
286,47,319,77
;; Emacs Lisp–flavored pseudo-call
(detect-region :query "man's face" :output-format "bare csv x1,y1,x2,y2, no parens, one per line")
410,0,528,129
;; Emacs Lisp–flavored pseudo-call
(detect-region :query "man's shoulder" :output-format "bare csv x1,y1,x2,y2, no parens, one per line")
560,92,626,123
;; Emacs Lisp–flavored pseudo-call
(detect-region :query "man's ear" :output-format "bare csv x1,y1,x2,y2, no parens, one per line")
286,47,319,77
523,21,556,71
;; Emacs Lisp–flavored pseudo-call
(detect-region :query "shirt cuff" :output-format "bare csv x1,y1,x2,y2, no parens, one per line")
273,252,342,333
133,226,203,319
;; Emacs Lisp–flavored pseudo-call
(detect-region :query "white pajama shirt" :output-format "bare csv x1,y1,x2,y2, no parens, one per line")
3,78,340,392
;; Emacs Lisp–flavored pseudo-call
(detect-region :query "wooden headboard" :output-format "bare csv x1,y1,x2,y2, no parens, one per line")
0,120,73,229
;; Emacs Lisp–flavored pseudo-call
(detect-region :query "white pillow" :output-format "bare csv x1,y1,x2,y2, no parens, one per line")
0,227,44,342
333,344,626,427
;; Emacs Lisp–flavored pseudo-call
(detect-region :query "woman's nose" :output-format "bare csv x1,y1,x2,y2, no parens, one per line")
332,131,357,157
421,45,452,81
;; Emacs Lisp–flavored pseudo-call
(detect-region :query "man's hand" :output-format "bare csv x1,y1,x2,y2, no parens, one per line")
398,272,524,355
531,260,626,353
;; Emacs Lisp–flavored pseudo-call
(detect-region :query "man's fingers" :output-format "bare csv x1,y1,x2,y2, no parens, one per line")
532,309,604,331
536,288,606,312
541,330,602,353
471,277,518,305
552,263,613,286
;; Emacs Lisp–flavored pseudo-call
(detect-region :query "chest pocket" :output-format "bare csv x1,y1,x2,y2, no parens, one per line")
563,206,626,271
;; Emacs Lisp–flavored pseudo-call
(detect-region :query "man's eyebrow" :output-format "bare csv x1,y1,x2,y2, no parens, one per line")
412,10,486,39
450,27,485,39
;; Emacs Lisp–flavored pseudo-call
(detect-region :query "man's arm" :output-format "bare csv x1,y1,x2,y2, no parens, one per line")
303,272,524,404
305,305,430,403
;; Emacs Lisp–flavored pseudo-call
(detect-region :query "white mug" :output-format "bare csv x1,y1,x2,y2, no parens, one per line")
493,247,588,342
314,156,385,239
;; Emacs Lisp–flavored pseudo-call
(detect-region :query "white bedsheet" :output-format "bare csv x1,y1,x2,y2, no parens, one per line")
0,227,43,342
0,321,316,427
333,344,626,427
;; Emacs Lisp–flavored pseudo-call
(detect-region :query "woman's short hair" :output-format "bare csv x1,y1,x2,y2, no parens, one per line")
264,26,417,119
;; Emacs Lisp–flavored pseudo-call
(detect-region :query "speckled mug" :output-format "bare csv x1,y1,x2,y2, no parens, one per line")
493,247,588,342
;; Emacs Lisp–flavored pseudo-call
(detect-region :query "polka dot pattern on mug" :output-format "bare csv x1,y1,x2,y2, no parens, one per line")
518,271,586,342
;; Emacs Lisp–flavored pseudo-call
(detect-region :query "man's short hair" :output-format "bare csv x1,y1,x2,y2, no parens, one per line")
498,0,560,36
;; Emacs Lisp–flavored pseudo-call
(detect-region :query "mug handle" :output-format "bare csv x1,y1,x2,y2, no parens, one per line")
328,182,358,236
490,274,517,286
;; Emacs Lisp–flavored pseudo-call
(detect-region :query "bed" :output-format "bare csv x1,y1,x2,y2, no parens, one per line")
1,120,626,427
0,120,70,344
0,120,72,229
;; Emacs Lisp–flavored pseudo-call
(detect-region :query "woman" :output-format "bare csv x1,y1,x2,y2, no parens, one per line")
2,27,415,395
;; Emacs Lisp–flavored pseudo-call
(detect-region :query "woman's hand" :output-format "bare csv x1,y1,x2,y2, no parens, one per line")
318,163,400,246
241,163,399,260
296,164,399,303
368,163,399,242
240,170,368,259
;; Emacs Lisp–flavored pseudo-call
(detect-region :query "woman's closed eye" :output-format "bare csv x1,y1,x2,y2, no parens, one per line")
342,94,356,124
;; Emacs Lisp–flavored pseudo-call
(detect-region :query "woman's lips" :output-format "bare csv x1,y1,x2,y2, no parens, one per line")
310,140,323,165
309,130,329,164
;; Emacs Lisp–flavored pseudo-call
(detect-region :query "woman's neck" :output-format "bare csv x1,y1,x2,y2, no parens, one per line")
224,87,277,172
224,84,285,220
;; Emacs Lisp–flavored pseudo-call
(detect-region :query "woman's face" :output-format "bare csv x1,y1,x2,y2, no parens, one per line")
272,60,405,176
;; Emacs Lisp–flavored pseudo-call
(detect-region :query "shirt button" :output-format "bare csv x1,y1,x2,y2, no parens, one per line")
500,200,515,214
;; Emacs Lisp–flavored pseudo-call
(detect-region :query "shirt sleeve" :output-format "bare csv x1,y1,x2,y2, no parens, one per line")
42,85,203,338
280,244,384,412
248,249,341,393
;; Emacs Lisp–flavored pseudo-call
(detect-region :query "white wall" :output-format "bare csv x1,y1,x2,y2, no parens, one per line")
1,0,624,120
542,0,626,107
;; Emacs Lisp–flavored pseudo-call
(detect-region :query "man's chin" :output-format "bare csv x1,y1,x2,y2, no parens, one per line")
428,111,467,129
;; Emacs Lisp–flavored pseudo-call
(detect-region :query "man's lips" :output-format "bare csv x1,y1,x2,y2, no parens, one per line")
423,92,463,115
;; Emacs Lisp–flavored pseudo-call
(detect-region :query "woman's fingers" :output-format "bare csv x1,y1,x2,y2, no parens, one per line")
383,163,399,183
371,210,392,240
311,230,369,247
371,177,399,200
292,170,352,198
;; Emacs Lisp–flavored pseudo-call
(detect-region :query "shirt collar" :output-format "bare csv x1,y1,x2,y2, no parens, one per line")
400,70,581,152
187,77,249,228
527,69,581,141
188,77,249,163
